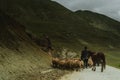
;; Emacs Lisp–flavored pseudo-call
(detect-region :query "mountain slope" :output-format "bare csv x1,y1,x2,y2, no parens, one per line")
0,10,51,80
0,0,120,51
75,10,120,48
75,10,120,35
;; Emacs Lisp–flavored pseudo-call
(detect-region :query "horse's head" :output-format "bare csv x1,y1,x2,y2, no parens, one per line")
88,51,96,57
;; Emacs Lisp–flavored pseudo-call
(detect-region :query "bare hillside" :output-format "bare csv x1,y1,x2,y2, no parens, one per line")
0,10,52,80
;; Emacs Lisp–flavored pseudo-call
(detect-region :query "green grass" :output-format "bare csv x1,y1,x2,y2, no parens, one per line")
105,50,120,68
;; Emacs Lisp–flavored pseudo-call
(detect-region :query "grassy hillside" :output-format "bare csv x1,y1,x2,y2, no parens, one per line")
75,10,120,35
0,10,51,80
0,0,120,68
1,0,120,50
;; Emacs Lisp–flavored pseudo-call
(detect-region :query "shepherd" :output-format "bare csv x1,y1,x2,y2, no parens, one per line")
81,46,89,68
43,34,53,55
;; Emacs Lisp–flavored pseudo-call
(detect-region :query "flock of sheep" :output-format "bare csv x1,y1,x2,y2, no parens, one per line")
51,57,93,71
52,58,93,71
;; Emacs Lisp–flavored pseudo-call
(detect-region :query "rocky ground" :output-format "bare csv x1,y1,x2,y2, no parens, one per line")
15,68,70,80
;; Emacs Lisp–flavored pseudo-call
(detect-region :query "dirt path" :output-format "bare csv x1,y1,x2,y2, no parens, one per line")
59,65,120,80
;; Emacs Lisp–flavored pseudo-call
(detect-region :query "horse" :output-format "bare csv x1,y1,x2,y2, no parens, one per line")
88,51,106,72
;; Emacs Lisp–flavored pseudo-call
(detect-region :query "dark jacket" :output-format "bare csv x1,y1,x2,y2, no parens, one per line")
81,50,89,60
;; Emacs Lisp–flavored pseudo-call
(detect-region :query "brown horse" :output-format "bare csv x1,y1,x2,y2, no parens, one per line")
88,51,106,72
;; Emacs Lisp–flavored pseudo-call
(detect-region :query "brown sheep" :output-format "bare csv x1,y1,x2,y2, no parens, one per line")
69,59,83,71
57,59,66,69
52,58,84,71
52,58,60,68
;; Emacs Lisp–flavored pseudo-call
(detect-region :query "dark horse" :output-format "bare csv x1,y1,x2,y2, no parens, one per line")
88,51,106,72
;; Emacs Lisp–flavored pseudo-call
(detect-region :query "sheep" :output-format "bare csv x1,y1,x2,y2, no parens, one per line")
88,57,93,68
52,58,60,68
52,58,84,71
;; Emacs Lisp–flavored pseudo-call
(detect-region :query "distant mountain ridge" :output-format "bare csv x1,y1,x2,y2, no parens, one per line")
75,10,120,33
